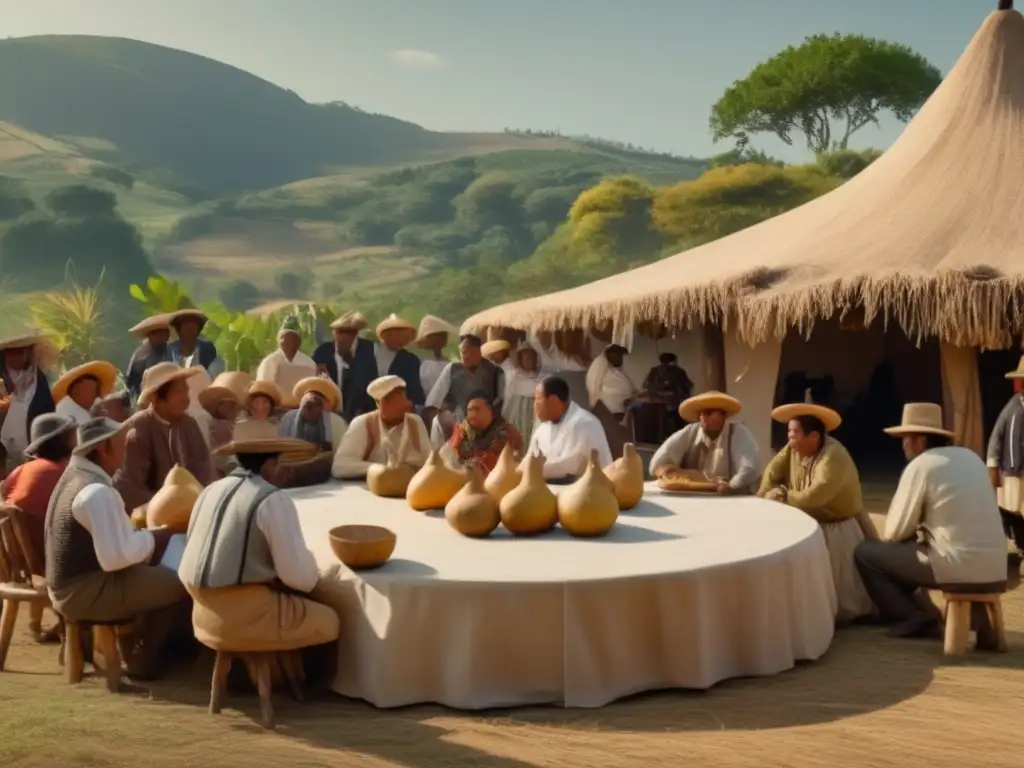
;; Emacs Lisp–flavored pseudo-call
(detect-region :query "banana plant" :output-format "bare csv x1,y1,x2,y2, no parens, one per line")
128,275,194,315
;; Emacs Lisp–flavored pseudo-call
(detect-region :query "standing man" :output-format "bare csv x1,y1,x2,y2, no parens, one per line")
415,315,458,400
312,311,376,421
168,308,224,378
856,403,1007,638
585,344,637,459
986,357,1024,555
374,315,424,406
124,315,173,399
255,316,317,407
1,333,57,475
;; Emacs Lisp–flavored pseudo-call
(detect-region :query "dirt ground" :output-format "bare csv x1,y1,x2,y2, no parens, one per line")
3,513,1024,768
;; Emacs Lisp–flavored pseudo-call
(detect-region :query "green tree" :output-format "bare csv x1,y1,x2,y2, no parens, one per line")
816,148,883,179
218,279,262,311
276,270,312,298
710,34,941,153
566,176,663,269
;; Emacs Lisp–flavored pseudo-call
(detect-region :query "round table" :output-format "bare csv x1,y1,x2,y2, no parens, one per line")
292,481,837,710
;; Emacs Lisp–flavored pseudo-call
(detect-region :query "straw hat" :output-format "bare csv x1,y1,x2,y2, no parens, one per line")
293,376,342,412
329,310,368,332
679,391,742,422
376,314,416,339
24,414,77,458
213,418,313,457
198,371,253,413
51,360,119,403
367,375,406,402
414,315,457,348
137,363,202,408
481,340,511,359
245,379,283,409
0,331,48,353
883,403,955,439
1006,356,1024,379
129,314,172,336
168,308,208,331
771,389,842,432
73,417,126,455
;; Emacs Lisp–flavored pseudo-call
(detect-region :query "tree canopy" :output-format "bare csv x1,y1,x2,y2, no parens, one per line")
710,34,942,153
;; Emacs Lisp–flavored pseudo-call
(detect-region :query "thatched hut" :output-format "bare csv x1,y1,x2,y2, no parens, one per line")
464,3,1024,467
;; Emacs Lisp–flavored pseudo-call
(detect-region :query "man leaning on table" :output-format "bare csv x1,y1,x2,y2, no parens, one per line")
178,428,340,653
854,403,1008,639
523,375,612,480
648,391,759,495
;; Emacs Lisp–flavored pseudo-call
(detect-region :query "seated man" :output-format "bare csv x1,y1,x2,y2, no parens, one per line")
178,429,340,655
114,363,216,512
649,391,759,495
332,376,430,479
53,361,119,425
441,391,523,475
525,376,612,481
278,378,347,458
759,397,874,624
91,390,132,423
855,404,1008,638
2,413,78,642
45,417,186,678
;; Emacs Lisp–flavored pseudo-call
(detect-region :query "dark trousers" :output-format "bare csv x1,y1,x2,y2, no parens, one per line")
854,540,939,623
999,507,1024,552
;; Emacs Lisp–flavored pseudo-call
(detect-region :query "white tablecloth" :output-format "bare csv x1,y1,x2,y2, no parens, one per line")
293,481,837,709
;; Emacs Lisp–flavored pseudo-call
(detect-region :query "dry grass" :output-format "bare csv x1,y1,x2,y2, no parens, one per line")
3,507,1022,767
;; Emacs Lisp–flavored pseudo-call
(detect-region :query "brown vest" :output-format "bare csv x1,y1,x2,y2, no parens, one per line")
45,459,110,589
362,413,422,461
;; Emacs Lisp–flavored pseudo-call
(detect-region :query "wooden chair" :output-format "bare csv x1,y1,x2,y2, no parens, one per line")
208,649,306,730
0,505,51,672
943,592,1008,656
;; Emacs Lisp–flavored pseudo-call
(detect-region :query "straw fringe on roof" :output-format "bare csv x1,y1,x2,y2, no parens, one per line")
464,8,1024,349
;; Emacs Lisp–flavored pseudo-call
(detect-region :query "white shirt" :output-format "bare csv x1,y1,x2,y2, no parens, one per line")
56,396,96,425
50,458,156,586
173,483,319,593
420,358,449,398
333,350,350,391
884,447,1007,585
374,343,397,378
331,412,431,479
255,348,317,399
598,368,635,414
648,421,761,491
523,401,612,479
0,376,36,458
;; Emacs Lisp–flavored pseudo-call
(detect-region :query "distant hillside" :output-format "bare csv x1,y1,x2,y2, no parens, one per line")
0,35,701,196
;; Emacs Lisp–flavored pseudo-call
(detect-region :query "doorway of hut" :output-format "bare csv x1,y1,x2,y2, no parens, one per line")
772,316,943,486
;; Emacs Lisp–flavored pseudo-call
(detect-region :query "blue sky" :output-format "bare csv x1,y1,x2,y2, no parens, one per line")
1,0,1004,161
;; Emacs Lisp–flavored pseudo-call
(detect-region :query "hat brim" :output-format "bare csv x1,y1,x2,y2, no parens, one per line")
198,385,243,413
0,333,47,352
129,314,173,336
169,309,208,330
293,378,341,411
771,403,842,432
137,368,202,408
679,393,742,422
368,381,406,402
376,320,417,338
24,419,77,458
51,361,119,403
414,331,453,349
883,425,956,439
246,382,283,407
73,420,129,455
213,436,315,457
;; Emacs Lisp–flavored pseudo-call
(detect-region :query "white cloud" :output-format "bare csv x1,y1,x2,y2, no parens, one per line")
390,48,446,70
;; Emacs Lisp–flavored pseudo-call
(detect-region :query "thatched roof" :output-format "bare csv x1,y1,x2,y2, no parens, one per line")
465,5,1024,348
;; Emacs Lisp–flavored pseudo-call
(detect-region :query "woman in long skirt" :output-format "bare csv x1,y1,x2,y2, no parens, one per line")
502,346,540,449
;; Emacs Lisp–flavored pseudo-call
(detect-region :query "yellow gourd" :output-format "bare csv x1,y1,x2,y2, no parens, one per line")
499,453,557,536
445,463,500,537
603,442,645,510
146,464,202,532
484,443,521,503
367,446,416,498
406,451,466,510
558,449,620,537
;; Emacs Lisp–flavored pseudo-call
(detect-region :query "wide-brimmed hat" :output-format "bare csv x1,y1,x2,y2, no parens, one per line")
883,403,955,439
245,380,283,409
24,413,77,458
367,375,406,402
168,308,207,332
1006,356,1024,379
51,360,119,403
138,363,202,408
376,314,416,339
213,418,313,457
0,332,47,353
293,376,342,412
0,331,59,372
414,315,457,348
329,310,368,332
73,417,126,455
771,390,842,433
679,391,742,422
129,314,172,336
481,340,511,359
198,371,252,413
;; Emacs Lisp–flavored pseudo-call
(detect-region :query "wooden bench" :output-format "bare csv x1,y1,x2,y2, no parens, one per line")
943,592,1008,656
209,649,306,731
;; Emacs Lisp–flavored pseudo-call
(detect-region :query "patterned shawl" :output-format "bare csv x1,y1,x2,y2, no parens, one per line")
451,416,517,474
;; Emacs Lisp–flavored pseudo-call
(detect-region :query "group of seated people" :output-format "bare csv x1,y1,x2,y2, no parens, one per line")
0,312,1015,683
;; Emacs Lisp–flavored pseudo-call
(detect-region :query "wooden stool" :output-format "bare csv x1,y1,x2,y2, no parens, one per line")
209,650,306,730
0,507,53,672
64,620,131,692
943,593,1008,656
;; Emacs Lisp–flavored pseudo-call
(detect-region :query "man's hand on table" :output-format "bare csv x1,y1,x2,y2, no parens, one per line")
765,487,787,503
149,526,176,566
716,480,731,495
652,464,678,479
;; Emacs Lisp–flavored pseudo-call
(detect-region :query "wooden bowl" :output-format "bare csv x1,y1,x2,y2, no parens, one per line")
328,525,396,570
